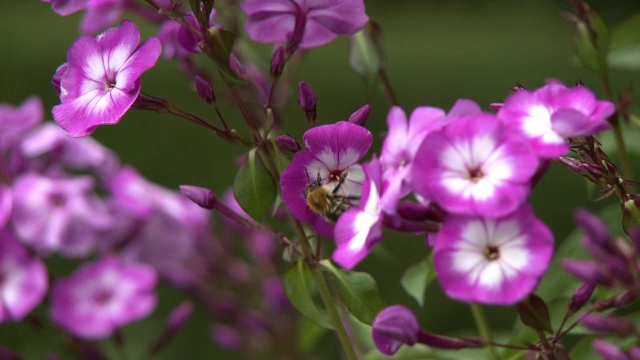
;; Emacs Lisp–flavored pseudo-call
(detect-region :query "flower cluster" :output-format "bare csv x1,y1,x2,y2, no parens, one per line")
7,0,636,359
278,81,612,313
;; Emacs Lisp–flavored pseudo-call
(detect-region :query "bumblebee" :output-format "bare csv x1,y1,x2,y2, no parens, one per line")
304,171,359,223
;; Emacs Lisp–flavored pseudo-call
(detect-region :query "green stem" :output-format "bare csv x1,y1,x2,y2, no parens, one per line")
597,74,632,182
289,219,358,360
470,304,499,360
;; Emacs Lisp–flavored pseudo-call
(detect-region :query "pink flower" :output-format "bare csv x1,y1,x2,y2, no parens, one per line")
52,20,161,137
241,0,369,49
372,305,420,356
410,112,538,218
280,121,372,237
0,96,44,151
433,205,553,305
50,256,157,339
497,81,615,158
0,231,48,322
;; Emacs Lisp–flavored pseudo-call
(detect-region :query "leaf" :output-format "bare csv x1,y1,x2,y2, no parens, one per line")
400,256,436,307
320,260,385,325
515,293,553,334
349,21,384,86
281,260,333,330
608,12,640,71
233,148,277,222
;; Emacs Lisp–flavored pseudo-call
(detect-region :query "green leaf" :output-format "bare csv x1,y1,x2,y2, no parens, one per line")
400,256,436,307
282,260,333,330
320,260,385,325
515,293,553,334
608,12,640,70
233,148,277,222
349,21,384,86
296,316,328,353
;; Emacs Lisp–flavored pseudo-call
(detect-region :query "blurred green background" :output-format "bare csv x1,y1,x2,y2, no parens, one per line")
1,0,640,359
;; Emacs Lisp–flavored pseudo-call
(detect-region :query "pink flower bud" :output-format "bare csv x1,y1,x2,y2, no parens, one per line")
179,185,215,209
372,305,419,355
348,104,371,126
592,339,628,360
580,313,636,336
276,135,301,152
195,76,215,103
298,81,317,124
270,46,285,77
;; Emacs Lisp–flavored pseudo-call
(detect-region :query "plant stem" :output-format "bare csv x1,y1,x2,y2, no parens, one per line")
289,218,358,360
470,304,499,360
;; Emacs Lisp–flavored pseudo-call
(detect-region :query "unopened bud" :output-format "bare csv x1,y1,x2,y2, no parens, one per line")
348,104,371,126
568,282,596,314
179,185,215,209
298,81,317,124
561,259,611,286
490,102,503,111
579,313,636,337
132,94,171,112
592,339,628,360
230,54,246,76
270,46,285,77
276,135,301,152
195,76,215,103
372,305,419,356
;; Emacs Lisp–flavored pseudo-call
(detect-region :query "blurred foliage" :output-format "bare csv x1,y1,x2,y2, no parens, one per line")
1,0,640,359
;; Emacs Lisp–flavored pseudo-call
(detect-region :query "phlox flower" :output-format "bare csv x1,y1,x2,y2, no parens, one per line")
241,0,369,49
411,112,538,218
11,173,113,257
379,105,445,214
20,123,120,179
280,121,372,238
105,167,211,285
497,81,615,158
433,204,553,305
332,158,383,269
50,256,157,339
0,96,43,151
0,231,48,322
52,20,161,137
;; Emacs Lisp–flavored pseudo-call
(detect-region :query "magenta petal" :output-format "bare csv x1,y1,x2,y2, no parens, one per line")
53,80,141,137
309,0,368,35
50,0,87,15
116,38,162,92
303,121,372,165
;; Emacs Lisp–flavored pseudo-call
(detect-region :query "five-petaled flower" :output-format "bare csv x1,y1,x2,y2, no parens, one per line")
433,204,553,305
241,0,369,50
52,20,161,137
280,121,372,238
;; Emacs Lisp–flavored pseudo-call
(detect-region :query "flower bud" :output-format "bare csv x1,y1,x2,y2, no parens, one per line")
276,135,301,152
270,46,285,77
592,339,628,360
348,104,371,126
568,281,596,314
579,313,637,337
179,185,215,209
561,259,611,286
298,81,317,124
372,305,419,355
195,76,215,103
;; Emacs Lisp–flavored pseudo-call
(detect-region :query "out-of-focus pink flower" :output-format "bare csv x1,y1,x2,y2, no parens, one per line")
11,173,113,257
0,231,48,322
241,0,369,49
50,256,157,339
0,96,43,151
